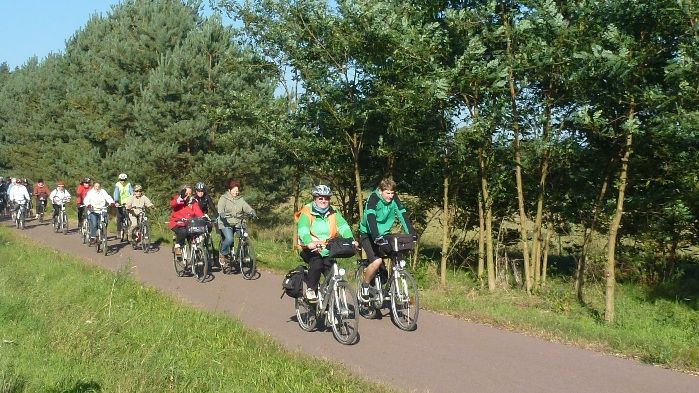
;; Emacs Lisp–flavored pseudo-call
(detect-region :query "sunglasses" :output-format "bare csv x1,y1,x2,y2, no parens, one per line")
315,196,331,201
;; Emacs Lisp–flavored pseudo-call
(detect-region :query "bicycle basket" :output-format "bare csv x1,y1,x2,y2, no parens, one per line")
385,234,415,252
186,217,208,234
326,237,356,258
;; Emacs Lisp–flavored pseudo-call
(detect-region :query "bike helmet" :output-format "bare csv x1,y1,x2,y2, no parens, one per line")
82,177,91,184
194,182,207,192
133,184,143,192
311,184,332,197
118,173,128,180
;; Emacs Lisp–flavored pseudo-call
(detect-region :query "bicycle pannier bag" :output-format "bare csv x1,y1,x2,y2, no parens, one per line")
326,237,356,258
281,265,306,299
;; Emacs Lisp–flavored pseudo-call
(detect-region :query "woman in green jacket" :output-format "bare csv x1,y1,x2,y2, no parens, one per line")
296,184,356,301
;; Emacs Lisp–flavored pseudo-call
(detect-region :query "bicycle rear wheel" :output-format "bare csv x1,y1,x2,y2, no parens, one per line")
390,270,419,331
295,297,318,332
192,248,208,283
239,241,256,279
330,282,359,345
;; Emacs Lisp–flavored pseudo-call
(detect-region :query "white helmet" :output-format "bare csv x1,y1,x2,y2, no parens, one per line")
311,184,332,197
118,173,128,180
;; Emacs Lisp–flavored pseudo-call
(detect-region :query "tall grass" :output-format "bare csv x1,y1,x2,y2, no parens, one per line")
0,227,392,392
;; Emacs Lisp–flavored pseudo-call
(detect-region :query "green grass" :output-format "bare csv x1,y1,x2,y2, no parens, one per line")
0,226,392,393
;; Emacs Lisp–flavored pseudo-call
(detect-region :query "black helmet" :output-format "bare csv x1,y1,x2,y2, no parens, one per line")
195,182,207,192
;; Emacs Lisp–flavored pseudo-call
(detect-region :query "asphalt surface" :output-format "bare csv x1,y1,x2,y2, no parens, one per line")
7,217,699,393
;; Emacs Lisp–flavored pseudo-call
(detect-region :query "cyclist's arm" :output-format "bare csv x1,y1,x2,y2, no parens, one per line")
297,213,314,247
393,194,416,235
364,193,382,238
112,187,120,203
335,212,354,239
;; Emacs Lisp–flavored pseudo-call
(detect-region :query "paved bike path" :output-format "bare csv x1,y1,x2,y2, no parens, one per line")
10,220,699,393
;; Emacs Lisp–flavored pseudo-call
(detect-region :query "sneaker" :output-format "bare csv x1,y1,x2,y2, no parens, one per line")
219,255,228,268
174,244,182,257
305,288,318,302
89,237,96,245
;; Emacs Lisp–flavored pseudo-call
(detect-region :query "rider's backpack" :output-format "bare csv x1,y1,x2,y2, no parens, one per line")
281,265,306,299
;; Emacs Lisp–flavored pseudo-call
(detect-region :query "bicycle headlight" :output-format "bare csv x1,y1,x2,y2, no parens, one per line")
399,260,406,268
338,268,346,276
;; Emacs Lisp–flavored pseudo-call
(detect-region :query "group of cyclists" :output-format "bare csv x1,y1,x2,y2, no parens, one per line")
3,174,418,340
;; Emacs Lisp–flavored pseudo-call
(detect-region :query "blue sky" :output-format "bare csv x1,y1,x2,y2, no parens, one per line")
0,1,123,69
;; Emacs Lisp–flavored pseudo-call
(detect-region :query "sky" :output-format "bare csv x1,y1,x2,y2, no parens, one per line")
0,1,127,69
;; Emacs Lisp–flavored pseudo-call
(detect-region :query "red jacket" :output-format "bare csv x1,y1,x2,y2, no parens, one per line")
33,184,50,199
76,184,91,205
168,195,204,229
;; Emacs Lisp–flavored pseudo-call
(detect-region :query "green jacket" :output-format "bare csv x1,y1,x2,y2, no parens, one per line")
359,188,415,238
217,193,253,227
297,202,353,257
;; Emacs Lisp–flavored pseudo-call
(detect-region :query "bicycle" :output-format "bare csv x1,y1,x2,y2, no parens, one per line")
294,241,359,345
80,206,90,244
52,199,69,235
117,205,130,242
354,234,420,331
13,201,28,229
37,197,47,222
220,213,257,279
90,208,110,255
130,209,151,253
173,217,211,283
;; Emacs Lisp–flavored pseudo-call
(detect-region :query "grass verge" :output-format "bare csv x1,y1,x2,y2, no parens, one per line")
0,226,392,393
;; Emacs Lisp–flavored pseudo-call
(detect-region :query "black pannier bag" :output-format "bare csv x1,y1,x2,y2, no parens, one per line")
281,265,306,298
386,234,415,252
326,237,356,258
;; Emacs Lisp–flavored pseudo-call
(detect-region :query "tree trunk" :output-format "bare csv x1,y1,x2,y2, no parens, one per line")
352,132,364,220
530,99,553,288
440,174,450,287
505,15,531,293
576,157,613,302
542,225,550,285
478,192,485,289
605,106,635,324
480,149,496,291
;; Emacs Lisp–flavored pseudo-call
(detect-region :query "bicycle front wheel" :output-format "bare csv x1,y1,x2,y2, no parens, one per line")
330,282,359,345
390,270,419,331
62,212,68,235
239,241,256,280
102,224,108,256
192,248,208,283
141,223,150,253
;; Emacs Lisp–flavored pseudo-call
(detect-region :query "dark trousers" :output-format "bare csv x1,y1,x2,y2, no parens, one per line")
116,206,126,230
300,249,334,291
172,227,188,247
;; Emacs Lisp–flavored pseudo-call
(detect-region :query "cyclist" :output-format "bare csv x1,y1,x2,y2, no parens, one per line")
9,178,31,216
217,179,255,268
84,182,115,244
76,178,92,231
124,184,154,247
32,179,50,219
49,181,71,222
358,178,417,301
169,184,204,258
113,173,134,236
296,184,356,302
193,182,218,218
0,177,8,212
